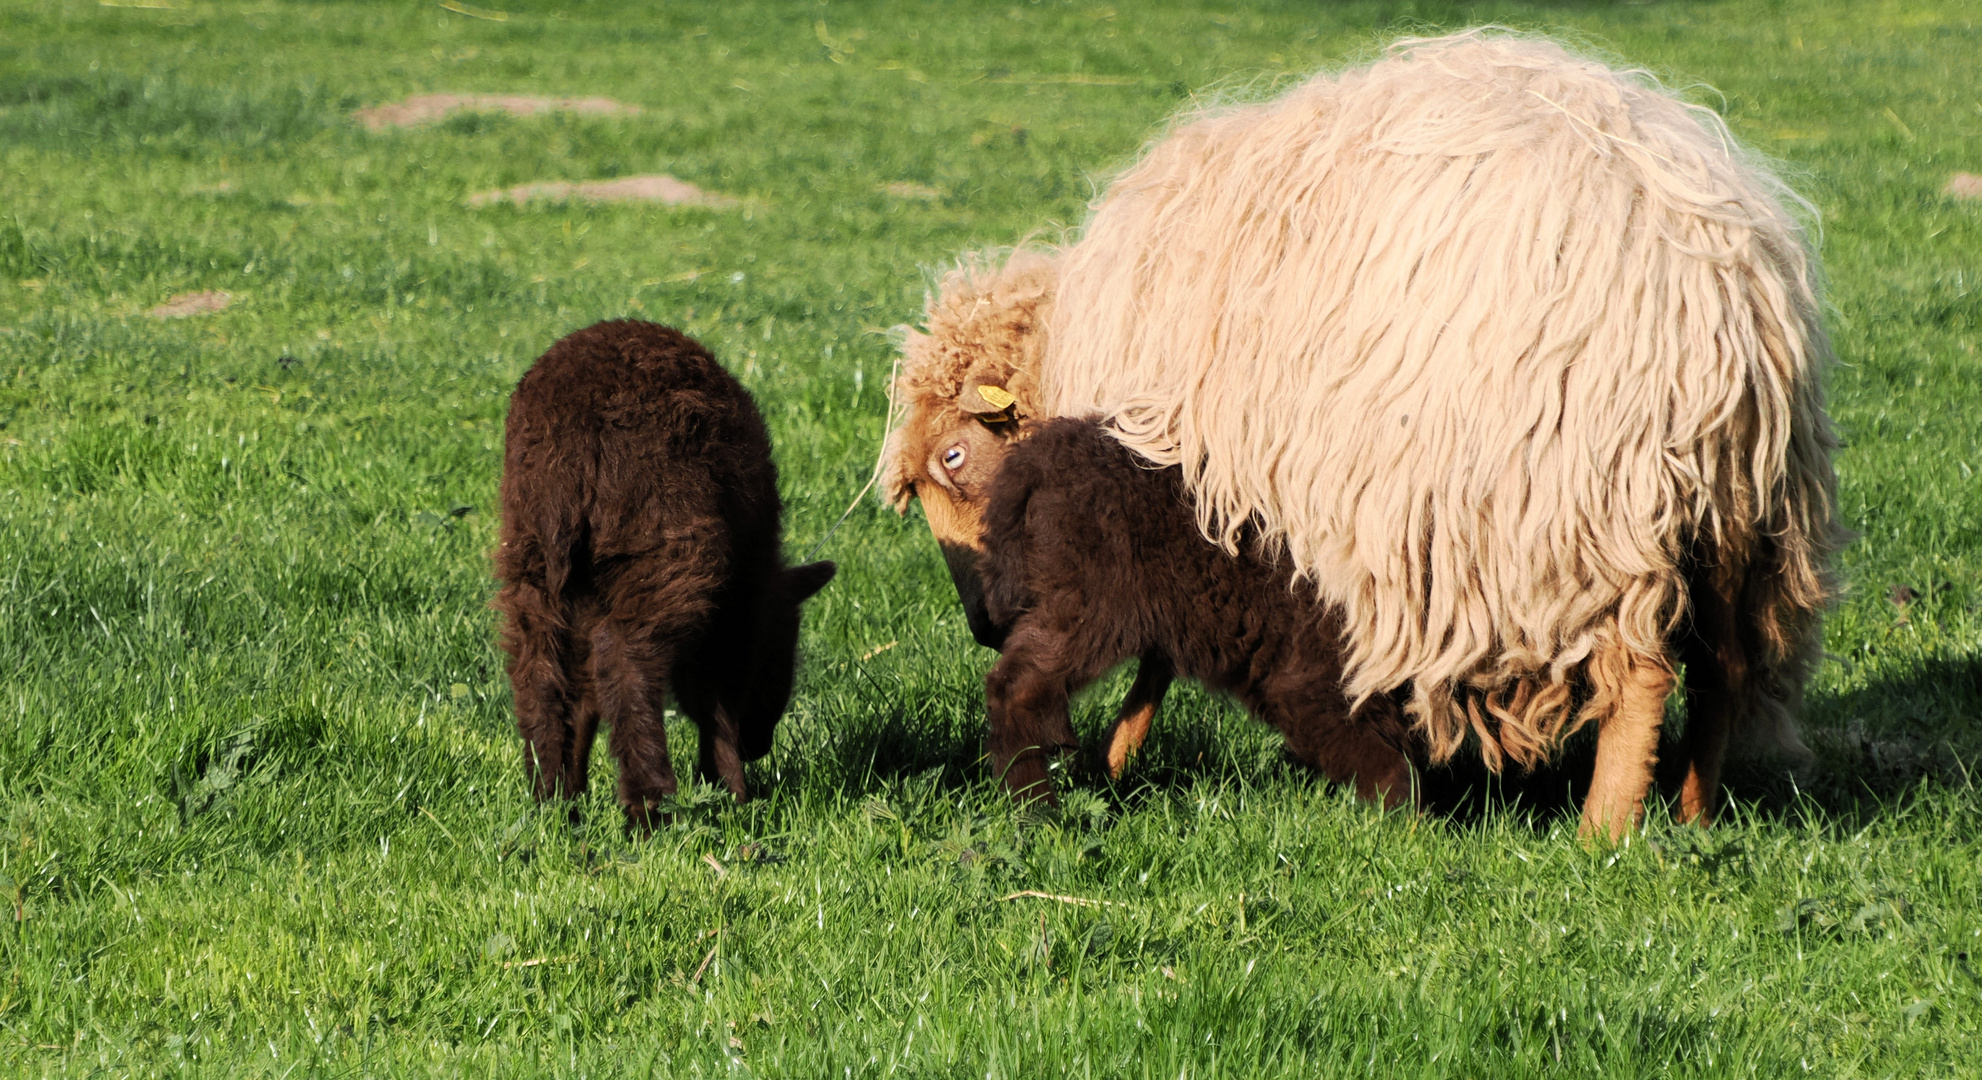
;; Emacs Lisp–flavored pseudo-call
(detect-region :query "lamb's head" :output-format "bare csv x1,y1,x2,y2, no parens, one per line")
732,559,837,760
880,252,1056,649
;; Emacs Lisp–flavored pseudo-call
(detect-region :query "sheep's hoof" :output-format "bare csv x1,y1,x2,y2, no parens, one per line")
1575,807,1641,846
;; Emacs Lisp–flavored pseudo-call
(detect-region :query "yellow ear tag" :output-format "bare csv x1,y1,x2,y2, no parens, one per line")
975,384,1016,410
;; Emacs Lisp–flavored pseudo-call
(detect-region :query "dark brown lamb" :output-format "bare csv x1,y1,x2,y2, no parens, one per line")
977,418,1420,808
494,320,835,831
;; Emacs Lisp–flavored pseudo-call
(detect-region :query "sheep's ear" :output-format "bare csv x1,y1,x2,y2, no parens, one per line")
958,378,1019,418
785,560,837,602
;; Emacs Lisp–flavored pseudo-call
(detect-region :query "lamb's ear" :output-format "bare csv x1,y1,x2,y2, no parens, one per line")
784,560,838,602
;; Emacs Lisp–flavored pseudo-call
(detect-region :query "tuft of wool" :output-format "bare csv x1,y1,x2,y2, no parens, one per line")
880,250,1056,509
1037,32,1843,768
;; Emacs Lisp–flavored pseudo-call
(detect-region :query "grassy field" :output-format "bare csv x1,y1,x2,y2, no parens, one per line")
2,0,1980,1074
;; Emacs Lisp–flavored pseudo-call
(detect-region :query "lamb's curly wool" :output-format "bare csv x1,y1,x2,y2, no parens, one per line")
495,321,834,831
1039,32,1844,769
977,418,1422,808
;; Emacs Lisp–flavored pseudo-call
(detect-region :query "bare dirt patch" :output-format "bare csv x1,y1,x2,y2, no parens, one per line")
354,94,640,131
148,291,232,318
467,175,737,209
1946,173,1982,199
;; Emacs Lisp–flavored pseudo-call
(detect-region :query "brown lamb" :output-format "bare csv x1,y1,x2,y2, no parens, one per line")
493,320,835,831
976,418,1420,808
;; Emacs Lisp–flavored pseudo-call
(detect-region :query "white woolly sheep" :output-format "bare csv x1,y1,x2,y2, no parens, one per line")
883,31,1845,838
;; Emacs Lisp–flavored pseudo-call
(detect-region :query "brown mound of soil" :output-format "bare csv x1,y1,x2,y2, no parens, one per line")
467,175,737,208
148,291,232,318
1946,173,1982,199
354,94,640,131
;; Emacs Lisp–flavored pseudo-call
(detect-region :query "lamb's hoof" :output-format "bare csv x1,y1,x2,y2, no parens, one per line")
1005,776,1059,807
622,800,673,836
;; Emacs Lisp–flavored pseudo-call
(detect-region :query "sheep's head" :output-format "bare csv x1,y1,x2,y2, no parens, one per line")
885,372,1027,649
880,252,1055,648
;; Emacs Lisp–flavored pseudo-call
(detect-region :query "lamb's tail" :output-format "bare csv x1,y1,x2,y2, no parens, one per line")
539,509,594,607
493,440,599,633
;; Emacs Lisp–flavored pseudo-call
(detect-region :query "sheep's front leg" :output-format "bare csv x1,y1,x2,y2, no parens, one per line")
671,672,748,803
559,688,603,824
985,638,1089,803
1100,651,1173,778
693,704,748,803
1581,649,1675,841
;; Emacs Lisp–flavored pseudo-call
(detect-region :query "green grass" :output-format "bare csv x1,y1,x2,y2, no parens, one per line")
1,0,1979,1074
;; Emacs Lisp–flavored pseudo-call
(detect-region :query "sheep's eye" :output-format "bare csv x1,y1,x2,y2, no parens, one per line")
941,445,967,471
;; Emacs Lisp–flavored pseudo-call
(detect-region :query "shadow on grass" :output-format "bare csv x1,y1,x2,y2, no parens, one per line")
771,655,1979,835
1397,657,1979,831
1422,657,1981,831
1767,655,1980,810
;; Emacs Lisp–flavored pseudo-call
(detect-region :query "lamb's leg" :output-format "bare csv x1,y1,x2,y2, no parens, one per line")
1580,646,1675,841
499,585,580,804
589,619,680,833
1099,652,1173,779
561,686,602,824
688,696,748,803
985,634,1100,804
1676,573,1746,827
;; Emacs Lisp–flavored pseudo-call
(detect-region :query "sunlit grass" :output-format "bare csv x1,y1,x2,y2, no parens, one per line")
1,0,1978,1074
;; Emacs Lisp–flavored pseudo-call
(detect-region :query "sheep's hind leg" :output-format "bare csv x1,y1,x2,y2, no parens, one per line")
1100,651,1173,779
1580,646,1675,842
500,586,582,805
589,619,681,833
1676,571,1747,826
985,633,1103,804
